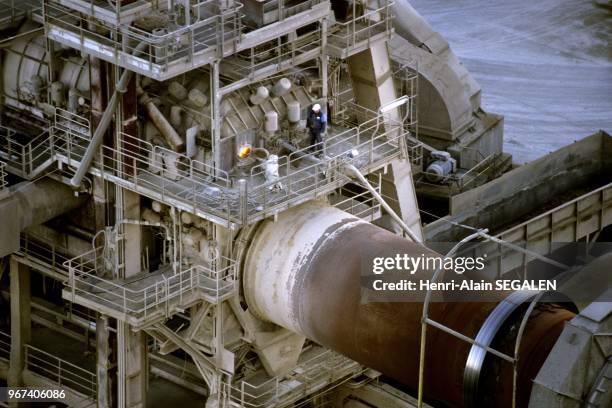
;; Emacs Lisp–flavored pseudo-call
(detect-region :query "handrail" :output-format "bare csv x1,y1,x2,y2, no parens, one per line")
220,348,361,407
328,1,394,51
25,344,97,399
0,330,10,362
44,0,243,74
64,247,236,318
224,30,321,79
2,101,410,227
332,181,382,220
498,182,612,239
17,234,72,276
0,161,7,192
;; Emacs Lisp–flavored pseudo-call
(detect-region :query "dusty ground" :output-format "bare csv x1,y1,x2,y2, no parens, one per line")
410,0,612,163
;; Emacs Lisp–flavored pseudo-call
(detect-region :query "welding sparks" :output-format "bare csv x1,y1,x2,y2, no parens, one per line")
238,144,252,159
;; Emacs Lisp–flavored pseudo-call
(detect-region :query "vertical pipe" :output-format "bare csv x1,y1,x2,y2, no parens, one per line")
320,18,328,117
211,60,221,176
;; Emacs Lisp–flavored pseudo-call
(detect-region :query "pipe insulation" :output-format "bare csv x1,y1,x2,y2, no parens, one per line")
243,201,574,407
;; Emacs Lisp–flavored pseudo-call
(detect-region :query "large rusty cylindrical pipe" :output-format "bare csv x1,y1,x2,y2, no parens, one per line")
243,201,573,407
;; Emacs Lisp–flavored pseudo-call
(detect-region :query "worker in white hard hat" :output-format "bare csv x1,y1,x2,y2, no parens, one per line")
306,103,327,156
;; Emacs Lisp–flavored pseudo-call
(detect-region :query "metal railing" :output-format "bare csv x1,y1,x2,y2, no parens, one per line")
25,344,97,399
0,161,7,193
332,178,382,221
44,0,243,79
50,103,407,226
53,129,243,225
65,248,236,322
17,234,73,277
0,331,9,363
0,126,55,179
1,103,410,227
0,0,41,26
327,0,394,57
223,29,321,81
220,348,362,408
261,0,324,23
245,103,408,220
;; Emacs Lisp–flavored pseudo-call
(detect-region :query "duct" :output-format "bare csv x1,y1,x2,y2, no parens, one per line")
392,0,445,51
390,1,482,140
0,178,88,257
69,42,147,188
11,179,87,230
243,201,574,407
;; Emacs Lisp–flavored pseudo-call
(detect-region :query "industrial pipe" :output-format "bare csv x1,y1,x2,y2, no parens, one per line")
140,94,185,152
11,178,88,230
69,68,133,187
243,201,574,407
69,43,147,188
391,0,438,48
0,178,88,257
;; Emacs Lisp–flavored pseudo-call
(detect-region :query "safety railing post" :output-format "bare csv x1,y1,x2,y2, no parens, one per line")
238,179,248,225
20,143,26,176
144,286,148,319
165,278,170,316
58,358,62,386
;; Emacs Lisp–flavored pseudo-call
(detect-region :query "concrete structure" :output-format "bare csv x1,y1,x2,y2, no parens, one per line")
0,1,609,408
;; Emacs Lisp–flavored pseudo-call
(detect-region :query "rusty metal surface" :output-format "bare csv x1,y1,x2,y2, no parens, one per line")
292,220,496,406
478,304,575,408
247,203,571,407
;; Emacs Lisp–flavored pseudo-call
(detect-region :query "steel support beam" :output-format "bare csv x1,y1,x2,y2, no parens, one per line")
7,258,30,401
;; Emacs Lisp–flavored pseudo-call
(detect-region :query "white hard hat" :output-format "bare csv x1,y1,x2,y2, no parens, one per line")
312,103,321,111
